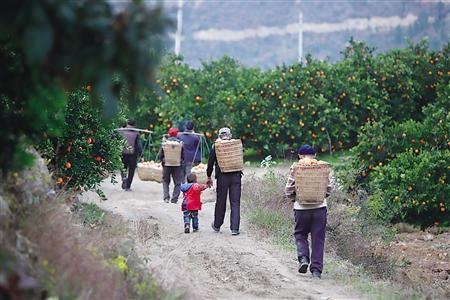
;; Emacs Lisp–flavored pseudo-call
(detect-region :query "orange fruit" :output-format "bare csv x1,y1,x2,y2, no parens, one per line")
86,85,92,92
56,177,63,184
440,207,445,212
407,186,413,191
95,156,102,162
64,162,72,169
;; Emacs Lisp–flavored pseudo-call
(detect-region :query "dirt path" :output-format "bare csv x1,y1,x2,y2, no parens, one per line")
82,173,364,300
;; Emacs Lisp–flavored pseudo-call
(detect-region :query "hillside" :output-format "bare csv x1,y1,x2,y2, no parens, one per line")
160,0,449,68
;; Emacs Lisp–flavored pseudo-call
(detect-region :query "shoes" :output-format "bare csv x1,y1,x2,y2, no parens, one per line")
231,230,240,236
193,228,198,232
170,199,178,204
184,224,190,234
211,222,220,232
163,198,170,203
311,270,322,279
121,180,127,190
298,256,309,274
125,188,132,192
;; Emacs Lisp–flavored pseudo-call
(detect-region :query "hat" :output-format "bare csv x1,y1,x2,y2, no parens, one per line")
298,144,316,155
168,127,179,137
218,127,232,139
219,127,231,135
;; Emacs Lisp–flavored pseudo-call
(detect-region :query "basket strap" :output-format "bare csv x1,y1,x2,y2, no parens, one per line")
139,132,153,161
192,136,201,164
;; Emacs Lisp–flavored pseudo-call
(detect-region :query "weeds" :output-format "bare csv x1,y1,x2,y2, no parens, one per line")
81,202,105,226
19,200,169,299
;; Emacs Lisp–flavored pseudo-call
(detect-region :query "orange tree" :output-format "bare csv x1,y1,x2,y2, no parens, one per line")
351,81,449,227
133,40,447,160
135,56,260,152
39,89,123,197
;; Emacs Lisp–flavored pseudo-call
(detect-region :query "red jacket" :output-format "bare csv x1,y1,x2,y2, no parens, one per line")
181,183,207,211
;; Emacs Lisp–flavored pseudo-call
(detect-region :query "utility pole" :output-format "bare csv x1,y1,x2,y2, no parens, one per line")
175,0,183,56
298,10,303,63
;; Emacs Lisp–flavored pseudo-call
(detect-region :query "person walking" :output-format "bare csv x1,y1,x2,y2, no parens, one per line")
158,127,184,203
118,119,142,191
177,121,201,183
284,144,331,279
206,127,242,236
180,173,209,233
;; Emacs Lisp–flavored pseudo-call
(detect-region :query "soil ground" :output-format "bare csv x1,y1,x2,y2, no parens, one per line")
82,173,365,300
376,230,450,297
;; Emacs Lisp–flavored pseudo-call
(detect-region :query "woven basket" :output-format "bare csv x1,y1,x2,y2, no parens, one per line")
215,139,244,173
137,163,163,183
162,141,183,167
294,162,330,205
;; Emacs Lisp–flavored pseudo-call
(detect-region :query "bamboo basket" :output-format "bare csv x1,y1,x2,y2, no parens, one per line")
137,162,163,183
294,162,330,205
162,141,183,167
215,139,244,173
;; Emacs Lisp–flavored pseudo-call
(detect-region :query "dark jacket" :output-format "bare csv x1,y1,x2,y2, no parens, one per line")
206,147,242,178
119,126,142,156
177,132,201,164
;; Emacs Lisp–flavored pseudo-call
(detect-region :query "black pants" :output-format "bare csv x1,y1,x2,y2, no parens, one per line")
213,172,241,231
162,166,183,201
121,153,137,189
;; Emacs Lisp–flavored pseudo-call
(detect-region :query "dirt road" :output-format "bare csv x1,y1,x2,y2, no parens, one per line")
82,174,364,300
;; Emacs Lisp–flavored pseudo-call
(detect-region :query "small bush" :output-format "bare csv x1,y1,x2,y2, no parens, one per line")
369,149,450,227
80,203,106,227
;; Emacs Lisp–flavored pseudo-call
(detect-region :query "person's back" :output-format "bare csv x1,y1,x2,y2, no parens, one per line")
118,119,142,191
178,132,200,163
181,173,208,233
159,128,184,203
178,121,201,183
180,181,207,211
120,127,141,155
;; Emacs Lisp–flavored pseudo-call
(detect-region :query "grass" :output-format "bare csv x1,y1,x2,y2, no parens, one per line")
326,257,423,300
244,149,352,168
10,197,174,300
81,202,105,226
246,208,295,251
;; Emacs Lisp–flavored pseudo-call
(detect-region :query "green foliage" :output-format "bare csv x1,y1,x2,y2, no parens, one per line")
247,208,294,250
38,89,123,194
0,0,168,174
81,203,105,226
368,150,450,227
133,40,448,159
345,80,449,227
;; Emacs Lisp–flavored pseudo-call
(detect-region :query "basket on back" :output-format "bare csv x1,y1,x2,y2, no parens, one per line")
294,160,330,205
214,139,244,173
162,140,183,166
137,161,163,183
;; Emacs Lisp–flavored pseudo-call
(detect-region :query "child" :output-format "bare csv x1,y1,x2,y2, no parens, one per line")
180,173,208,233
284,144,331,279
